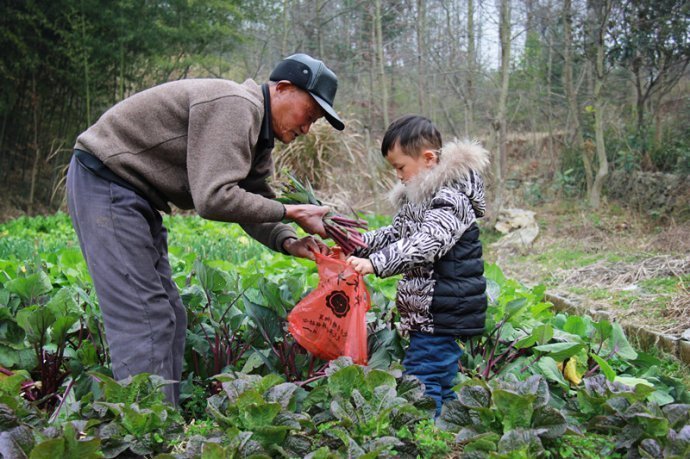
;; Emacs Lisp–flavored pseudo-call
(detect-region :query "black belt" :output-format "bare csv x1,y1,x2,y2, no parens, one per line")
74,149,140,195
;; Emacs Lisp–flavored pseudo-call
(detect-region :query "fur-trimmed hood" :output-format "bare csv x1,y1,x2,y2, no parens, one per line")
389,139,490,210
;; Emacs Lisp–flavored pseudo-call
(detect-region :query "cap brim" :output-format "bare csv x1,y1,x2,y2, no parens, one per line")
310,92,345,131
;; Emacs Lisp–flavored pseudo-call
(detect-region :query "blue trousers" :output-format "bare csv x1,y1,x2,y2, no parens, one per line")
403,332,462,417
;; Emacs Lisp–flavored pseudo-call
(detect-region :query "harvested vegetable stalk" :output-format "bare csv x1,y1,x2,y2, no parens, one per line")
275,172,368,254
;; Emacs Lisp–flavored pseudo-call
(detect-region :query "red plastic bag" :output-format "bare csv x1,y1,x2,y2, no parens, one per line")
288,251,370,365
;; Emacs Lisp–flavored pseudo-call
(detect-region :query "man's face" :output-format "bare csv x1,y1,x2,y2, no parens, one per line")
271,82,325,144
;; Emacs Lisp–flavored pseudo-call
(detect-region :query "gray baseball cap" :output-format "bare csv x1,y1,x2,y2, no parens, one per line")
269,53,345,131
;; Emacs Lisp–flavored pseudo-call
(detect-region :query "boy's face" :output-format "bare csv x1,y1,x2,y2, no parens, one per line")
385,143,438,184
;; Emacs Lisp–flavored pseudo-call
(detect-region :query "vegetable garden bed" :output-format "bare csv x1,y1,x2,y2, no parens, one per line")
1,213,688,458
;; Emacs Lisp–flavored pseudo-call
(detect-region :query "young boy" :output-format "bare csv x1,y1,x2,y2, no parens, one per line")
346,115,489,416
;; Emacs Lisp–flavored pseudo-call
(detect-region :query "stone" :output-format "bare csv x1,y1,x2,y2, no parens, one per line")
606,170,690,218
658,334,680,355
494,208,536,234
492,208,539,249
679,341,690,366
682,328,690,342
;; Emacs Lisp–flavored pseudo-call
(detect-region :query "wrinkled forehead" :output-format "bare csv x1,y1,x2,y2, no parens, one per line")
291,85,323,113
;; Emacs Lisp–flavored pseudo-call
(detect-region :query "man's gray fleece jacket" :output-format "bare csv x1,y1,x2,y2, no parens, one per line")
74,78,296,253
354,140,490,337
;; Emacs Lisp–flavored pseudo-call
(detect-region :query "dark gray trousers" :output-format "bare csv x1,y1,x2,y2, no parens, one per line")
66,155,187,404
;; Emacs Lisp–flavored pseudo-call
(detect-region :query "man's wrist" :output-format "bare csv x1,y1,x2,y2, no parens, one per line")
283,204,296,221
281,236,298,253
284,204,311,222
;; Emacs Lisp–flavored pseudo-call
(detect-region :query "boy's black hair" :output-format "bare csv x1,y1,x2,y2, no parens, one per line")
381,115,442,158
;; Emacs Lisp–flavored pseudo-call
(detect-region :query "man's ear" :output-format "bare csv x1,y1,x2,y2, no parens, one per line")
422,149,438,166
274,80,294,93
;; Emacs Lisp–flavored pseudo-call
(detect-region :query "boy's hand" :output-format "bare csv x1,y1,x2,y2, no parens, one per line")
283,236,329,261
284,204,329,237
346,256,374,275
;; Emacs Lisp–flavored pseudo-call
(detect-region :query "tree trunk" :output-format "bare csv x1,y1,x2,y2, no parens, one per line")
374,0,389,129
563,0,591,192
416,0,427,114
81,0,91,127
80,0,91,126
590,72,607,208
490,0,511,226
525,0,538,149
466,0,476,135
28,76,40,215
281,0,291,56
635,61,646,135
438,92,461,139
545,9,555,172
653,93,664,149
589,0,610,209
368,3,377,131
316,0,324,58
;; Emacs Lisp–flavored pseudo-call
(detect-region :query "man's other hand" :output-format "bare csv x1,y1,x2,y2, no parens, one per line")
283,236,329,260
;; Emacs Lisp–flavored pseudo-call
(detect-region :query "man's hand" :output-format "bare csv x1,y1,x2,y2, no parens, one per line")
284,204,329,238
283,236,329,261
346,256,374,275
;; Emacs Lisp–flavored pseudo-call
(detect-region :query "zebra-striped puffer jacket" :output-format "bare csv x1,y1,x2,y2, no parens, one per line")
356,139,489,337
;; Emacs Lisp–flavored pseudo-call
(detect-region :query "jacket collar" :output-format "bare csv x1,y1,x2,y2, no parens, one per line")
389,139,489,206
258,83,275,150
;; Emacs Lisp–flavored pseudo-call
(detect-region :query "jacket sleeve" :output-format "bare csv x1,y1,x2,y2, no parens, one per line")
240,221,298,254
369,189,476,278
236,146,299,252
352,213,403,258
186,95,285,223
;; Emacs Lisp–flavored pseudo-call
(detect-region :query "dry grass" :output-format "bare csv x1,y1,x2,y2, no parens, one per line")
273,118,396,215
644,223,690,253
491,201,690,336
555,255,690,335
667,294,690,333
556,255,690,288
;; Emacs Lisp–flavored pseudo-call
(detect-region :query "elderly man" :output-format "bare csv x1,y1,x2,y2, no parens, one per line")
65,54,344,404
